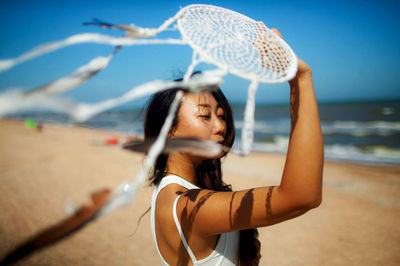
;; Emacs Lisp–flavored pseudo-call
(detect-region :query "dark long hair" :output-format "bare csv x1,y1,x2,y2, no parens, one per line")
144,84,261,265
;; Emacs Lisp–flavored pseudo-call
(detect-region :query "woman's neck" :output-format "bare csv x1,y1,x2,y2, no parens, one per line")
166,153,199,185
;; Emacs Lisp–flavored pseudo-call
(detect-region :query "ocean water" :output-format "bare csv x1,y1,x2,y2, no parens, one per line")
232,101,400,165
7,100,400,165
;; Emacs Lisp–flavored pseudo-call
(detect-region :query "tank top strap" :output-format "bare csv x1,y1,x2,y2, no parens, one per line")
173,194,198,263
158,175,199,191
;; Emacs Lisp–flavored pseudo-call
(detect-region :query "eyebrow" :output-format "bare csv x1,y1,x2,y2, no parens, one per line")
197,103,223,109
197,104,211,108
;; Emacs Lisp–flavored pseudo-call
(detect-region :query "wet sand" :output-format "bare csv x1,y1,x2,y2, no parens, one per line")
1,119,399,265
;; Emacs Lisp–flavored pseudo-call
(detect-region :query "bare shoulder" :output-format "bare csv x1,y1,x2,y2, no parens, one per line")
156,183,188,219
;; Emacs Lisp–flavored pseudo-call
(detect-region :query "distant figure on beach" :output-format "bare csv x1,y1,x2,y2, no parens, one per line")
145,29,323,265
24,119,43,132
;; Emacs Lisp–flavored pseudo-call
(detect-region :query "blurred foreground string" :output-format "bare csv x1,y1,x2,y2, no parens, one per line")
24,46,121,97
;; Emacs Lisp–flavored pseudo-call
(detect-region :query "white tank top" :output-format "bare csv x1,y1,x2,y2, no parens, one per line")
151,175,240,265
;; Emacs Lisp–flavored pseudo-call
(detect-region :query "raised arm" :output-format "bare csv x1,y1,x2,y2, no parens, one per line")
271,55,323,224
261,28,323,223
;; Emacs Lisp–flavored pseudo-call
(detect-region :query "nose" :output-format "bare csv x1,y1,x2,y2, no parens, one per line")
213,116,226,136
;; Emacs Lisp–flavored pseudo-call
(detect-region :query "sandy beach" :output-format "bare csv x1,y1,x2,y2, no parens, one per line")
0,119,399,265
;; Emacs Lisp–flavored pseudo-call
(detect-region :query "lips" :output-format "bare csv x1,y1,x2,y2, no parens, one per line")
216,139,225,145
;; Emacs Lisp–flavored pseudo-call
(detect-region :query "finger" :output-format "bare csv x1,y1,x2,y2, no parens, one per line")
271,28,283,39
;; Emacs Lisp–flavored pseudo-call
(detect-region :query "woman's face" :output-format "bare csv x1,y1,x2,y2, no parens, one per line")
171,92,226,155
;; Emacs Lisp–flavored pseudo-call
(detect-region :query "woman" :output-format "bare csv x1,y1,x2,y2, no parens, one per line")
144,29,323,265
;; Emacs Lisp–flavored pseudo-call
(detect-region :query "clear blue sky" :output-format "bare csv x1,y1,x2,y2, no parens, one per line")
0,0,399,106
